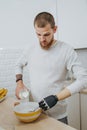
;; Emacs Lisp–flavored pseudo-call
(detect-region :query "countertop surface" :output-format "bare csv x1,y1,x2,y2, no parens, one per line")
80,88,87,94
0,96,77,130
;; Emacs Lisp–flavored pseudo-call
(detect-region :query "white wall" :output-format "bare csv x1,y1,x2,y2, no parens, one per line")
57,0,87,49
0,0,87,49
0,0,57,49
0,49,30,96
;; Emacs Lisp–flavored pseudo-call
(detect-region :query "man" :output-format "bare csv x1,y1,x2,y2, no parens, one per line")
15,12,87,124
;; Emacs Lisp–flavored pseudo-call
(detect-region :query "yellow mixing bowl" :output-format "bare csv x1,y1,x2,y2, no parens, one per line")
13,102,42,122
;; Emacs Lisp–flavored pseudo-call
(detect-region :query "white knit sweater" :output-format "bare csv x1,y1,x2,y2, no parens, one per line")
15,41,87,119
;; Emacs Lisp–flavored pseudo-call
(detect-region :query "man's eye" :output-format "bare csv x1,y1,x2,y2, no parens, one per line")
37,34,41,36
44,34,50,36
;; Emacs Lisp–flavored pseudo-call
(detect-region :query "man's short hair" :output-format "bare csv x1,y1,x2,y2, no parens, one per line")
34,12,55,28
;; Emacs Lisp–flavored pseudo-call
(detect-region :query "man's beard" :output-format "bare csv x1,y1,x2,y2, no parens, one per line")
40,37,54,50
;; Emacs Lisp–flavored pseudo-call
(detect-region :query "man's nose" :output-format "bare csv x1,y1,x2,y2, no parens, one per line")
40,36,45,41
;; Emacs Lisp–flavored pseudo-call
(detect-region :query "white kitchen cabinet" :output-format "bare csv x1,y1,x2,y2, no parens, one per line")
80,93,87,130
67,90,87,130
67,93,80,130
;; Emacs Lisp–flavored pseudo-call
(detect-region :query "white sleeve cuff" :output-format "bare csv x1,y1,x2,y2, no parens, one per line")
66,79,87,95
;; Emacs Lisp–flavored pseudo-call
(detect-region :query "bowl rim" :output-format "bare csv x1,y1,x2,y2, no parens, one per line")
14,109,42,117
13,101,42,116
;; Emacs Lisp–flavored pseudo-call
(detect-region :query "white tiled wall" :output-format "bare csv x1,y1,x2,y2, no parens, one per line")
0,49,29,96
0,48,87,97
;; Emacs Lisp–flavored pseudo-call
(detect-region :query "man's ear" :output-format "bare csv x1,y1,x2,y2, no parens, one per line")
53,26,57,33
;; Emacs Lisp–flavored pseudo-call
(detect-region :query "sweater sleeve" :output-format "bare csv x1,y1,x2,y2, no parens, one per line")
15,49,28,75
66,48,87,94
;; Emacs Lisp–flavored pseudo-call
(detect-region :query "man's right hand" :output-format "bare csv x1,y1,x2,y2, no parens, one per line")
15,80,28,99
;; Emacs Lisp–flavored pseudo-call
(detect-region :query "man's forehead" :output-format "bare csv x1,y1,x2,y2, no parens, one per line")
35,26,52,35
36,30,51,35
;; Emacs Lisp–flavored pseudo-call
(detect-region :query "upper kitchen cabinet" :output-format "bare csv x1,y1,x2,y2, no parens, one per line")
57,0,87,49
0,0,57,49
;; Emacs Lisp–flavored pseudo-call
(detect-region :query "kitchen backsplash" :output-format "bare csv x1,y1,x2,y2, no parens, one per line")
0,49,29,96
0,48,87,96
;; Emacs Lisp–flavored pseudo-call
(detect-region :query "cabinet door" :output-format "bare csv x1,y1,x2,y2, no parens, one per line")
80,94,87,130
67,93,80,130
0,0,57,48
